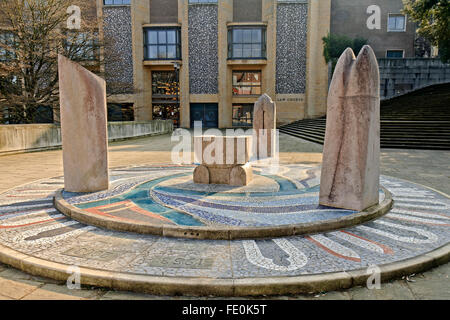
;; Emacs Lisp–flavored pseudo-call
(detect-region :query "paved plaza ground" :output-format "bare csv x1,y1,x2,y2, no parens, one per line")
0,133,448,300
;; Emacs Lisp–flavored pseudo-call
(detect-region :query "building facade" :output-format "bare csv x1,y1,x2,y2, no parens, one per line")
331,0,416,59
99,0,331,128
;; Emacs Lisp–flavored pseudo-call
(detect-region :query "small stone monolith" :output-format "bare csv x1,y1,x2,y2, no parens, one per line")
58,55,109,193
253,94,276,158
319,45,380,211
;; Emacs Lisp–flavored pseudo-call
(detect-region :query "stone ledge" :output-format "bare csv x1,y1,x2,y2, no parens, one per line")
54,187,393,240
0,120,173,156
0,241,448,297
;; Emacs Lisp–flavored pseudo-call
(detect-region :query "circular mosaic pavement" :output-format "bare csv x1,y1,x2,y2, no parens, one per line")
0,164,449,296
54,165,392,239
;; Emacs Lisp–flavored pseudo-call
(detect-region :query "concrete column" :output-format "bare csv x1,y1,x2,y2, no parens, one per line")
132,0,151,121
180,0,191,128
218,0,233,129
262,0,276,99
305,0,331,119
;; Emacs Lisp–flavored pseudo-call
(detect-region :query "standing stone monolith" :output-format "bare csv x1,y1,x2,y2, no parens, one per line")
253,94,276,158
58,55,109,193
319,45,380,211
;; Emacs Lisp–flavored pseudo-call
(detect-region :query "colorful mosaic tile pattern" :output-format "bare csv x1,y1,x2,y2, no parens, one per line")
0,164,449,278
62,165,380,227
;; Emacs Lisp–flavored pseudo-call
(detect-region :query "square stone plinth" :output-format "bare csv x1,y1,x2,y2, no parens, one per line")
193,135,253,186
194,135,253,165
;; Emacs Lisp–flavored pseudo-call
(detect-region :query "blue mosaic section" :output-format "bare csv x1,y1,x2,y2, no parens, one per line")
62,166,371,228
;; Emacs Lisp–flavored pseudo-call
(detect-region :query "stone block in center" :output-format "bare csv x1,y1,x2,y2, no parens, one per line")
193,135,253,186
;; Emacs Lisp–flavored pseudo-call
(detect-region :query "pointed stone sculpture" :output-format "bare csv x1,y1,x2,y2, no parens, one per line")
319,45,380,211
253,94,276,158
58,55,109,193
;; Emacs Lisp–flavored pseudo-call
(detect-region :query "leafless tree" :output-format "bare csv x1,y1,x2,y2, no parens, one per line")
0,0,118,124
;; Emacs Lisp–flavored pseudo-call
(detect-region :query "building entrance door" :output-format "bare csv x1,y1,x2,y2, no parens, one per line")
190,103,218,128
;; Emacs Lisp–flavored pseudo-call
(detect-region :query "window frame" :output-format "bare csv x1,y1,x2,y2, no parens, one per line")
0,31,16,62
232,70,262,96
232,103,254,128
103,0,131,6
228,26,267,60
386,49,405,58
144,27,182,61
387,13,407,32
151,70,180,99
64,31,99,62
188,0,218,3
107,103,135,122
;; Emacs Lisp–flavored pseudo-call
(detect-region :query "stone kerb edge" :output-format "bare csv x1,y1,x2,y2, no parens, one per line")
0,240,448,297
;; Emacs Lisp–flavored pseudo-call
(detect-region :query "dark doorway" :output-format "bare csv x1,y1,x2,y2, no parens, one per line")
190,103,218,128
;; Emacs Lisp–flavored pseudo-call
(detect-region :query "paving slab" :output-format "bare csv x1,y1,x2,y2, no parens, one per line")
0,278,39,299
100,290,169,300
21,283,103,300
405,264,450,300
348,282,415,300
0,267,62,285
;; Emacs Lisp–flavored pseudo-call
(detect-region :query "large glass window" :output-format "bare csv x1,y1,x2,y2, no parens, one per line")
65,32,98,61
233,104,253,127
152,71,179,97
152,104,180,127
228,27,266,59
388,14,406,32
189,0,218,3
107,103,134,122
103,0,131,5
144,28,181,60
152,71,180,127
386,50,404,58
0,32,15,61
232,71,261,96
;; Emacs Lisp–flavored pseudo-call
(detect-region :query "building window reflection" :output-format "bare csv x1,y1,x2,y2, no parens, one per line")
107,103,134,121
232,71,261,95
228,27,266,59
232,104,253,127
152,71,180,127
144,28,181,60
388,14,406,32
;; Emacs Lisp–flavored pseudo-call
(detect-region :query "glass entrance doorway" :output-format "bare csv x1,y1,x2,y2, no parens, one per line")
190,103,218,128
152,104,180,126
152,71,180,127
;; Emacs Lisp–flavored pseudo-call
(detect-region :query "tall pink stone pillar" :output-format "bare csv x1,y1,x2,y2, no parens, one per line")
319,46,380,211
253,94,276,158
58,55,109,193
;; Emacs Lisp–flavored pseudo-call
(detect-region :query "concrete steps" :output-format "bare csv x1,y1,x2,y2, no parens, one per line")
280,83,450,150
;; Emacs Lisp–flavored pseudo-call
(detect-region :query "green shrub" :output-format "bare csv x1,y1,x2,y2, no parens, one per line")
322,34,368,72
